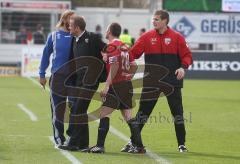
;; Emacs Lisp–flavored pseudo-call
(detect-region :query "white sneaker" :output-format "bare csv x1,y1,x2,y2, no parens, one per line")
121,141,132,152
89,145,105,153
127,145,146,154
178,145,188,153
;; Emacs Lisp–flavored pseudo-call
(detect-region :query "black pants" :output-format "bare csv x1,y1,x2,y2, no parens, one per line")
67,79,99,148
134,87,186,145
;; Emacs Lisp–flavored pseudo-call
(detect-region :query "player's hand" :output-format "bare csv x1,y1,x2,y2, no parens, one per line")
175,67,185,80
39,77,47,89
101,51,107,63
100,85,109,99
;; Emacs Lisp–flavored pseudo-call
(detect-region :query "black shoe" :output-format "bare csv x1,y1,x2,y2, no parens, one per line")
58,144,79,151
178,145,188,153
89,145,105,153
128,145,146,154
78,147,90,153
63,137,78,146
121,141,132,152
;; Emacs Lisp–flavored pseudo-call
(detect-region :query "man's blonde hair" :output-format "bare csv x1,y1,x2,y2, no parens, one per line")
56,10,75,29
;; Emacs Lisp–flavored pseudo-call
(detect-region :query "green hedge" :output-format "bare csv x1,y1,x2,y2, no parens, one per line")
163,0,221,12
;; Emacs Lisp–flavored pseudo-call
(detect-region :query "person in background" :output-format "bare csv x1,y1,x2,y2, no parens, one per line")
16,26,27,44
33,24,46,44
120,28,133,47
95,24,103,39
16,26,33,44
139,28,146,37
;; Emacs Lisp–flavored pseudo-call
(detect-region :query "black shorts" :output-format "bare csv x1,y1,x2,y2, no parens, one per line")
102,81,133,110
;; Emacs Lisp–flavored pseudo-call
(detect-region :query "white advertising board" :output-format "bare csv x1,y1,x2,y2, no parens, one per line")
21,46,51,77
169,12,240,44
222,0,240,12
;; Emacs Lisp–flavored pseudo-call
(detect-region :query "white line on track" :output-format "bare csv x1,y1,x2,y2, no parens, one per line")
17,103,38,122
48,136,82,164
28,77,171,164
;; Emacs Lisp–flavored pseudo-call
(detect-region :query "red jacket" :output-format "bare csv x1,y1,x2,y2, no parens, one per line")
130,27,193,87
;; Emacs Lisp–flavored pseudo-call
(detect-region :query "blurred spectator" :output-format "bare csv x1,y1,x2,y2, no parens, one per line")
26,30,33,44
33,24,46,44
16,26,33,44
1,28,16,43
95,24,103,39
120,28,133,47
16,26,27,44
131,37,135,45
139,28,146,37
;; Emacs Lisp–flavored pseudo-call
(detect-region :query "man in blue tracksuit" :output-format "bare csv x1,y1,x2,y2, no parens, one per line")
39,10,75,148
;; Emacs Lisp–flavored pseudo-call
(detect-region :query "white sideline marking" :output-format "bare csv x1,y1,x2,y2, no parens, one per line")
28,77,170,164
17,104,38,122
48,136,82,164
27,77,82,163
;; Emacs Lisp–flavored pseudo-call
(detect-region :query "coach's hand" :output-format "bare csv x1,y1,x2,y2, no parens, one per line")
101,51,107,63
175,67,185,80
39,77,47,89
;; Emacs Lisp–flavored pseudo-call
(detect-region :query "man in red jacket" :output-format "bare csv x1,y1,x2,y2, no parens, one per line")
121,10,193,153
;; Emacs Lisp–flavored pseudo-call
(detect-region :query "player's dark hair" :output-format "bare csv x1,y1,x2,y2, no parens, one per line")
109,23,121,38
123,28,128,34
140,28,146,33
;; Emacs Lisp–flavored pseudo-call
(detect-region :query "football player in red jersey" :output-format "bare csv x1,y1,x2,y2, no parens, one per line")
89,22,145,154
121,10,193,153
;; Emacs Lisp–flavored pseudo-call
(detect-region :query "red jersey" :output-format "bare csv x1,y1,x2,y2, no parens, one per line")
106,39,134,84
129,27,193,87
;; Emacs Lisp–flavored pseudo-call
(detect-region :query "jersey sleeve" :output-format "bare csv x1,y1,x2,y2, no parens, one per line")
177,33,193,69
129,35,145,59
39,33,53,78
129,52,134,63
108,55,119,64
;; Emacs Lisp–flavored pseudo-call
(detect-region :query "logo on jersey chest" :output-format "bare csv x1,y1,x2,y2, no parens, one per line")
151,38,157,45
164,38,171,45
57,33,61,39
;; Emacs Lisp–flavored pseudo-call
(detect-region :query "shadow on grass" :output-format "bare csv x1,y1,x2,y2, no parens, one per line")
73,151,149,159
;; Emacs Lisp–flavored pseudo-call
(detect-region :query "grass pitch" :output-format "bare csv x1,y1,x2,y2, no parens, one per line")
0,77,240,164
